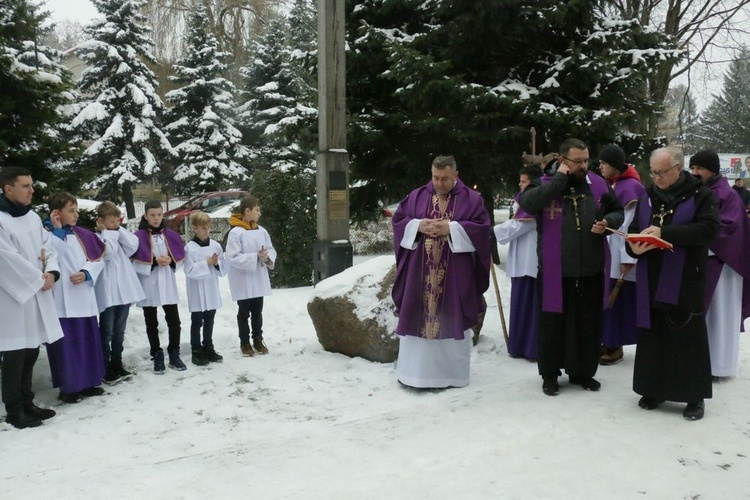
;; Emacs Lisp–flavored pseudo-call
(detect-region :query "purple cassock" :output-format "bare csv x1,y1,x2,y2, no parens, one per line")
704,177,750,326
392,179,491,340
603,176,645,348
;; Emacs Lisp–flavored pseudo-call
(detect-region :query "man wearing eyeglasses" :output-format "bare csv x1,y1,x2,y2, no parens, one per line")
627,147,719,421
688,150,750,383
519,138,623,397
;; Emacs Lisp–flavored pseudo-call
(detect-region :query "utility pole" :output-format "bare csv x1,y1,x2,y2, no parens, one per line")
314,0,352,283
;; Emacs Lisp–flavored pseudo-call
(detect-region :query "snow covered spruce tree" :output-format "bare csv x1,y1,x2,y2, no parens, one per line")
0,0,77,194
695,48,750,153
238,14,318,287
345,0,679,212
71,0,172,218
164,6,249,194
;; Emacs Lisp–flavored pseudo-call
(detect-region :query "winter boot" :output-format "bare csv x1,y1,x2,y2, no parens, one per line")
167,348,187,371
103,365,122,385
253,337,269,355
191,348,209,366
204,346,223,363
153,350,166,374
111,357,133,380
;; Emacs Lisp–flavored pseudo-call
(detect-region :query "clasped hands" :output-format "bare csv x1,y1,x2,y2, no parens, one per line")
418,218,450,238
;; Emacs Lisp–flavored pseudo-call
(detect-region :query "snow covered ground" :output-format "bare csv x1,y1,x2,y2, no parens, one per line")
2,253,750,499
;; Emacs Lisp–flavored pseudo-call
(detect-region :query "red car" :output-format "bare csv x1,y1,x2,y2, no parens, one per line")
164,191,248,232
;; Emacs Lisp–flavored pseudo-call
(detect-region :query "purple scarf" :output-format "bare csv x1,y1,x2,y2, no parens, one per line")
132,227,186,264
72,226,106,261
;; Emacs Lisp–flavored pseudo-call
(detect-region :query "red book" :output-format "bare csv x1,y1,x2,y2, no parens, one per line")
605,227,673,250
625,234,673,250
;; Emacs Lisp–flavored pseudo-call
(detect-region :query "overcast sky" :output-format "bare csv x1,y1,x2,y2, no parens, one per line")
38,0,99,24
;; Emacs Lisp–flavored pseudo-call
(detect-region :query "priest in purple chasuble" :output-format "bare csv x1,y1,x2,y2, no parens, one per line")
391,155,490,389
627,148,718,421
688,150,750,378
519,138,623,397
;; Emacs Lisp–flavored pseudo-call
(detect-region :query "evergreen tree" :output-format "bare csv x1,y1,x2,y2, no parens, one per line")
238,14,318,286
345,0,680,214
0,0,75,196
71,0,172,217
695,48,750,152
164,6,249,194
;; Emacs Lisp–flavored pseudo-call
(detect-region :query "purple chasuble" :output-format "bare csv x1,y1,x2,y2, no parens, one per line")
391,179,491,340
538,172,611,313
634,193,695,328
702,177,750,325
132,227,186,264
71,226,106,261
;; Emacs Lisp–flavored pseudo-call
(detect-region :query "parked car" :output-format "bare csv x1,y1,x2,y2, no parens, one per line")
164,191,248,232
381,202,400,218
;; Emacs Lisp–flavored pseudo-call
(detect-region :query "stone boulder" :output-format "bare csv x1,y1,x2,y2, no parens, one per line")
308,255,487,363
308,255,400,363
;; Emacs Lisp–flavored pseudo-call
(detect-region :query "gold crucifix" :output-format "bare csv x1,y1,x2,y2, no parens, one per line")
564,188,587,230
543,199,563,221
652,206,674,226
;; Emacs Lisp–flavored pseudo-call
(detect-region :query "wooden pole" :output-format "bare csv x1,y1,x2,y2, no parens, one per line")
530,127,536,157
490,263,509,351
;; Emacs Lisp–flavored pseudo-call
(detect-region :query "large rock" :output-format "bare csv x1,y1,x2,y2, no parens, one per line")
308,255,400,363
308,255,488,362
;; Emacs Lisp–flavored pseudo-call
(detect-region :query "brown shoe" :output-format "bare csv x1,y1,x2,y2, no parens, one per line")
599,347,623,366
253,337,269,355
240,343,255,357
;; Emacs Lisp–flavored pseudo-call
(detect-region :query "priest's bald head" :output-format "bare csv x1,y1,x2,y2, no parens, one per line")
431,155,459,196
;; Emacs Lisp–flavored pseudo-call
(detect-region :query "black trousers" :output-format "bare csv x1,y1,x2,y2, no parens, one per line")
143,304,181,355
537,275,603,379
1,347,40,415
237,297,264,345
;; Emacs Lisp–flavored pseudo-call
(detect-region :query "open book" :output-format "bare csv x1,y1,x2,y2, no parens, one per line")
606,228,673,250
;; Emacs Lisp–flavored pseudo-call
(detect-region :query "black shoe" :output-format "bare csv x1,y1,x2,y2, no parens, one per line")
542,376,559,396
638,396,664,410
6,410,42,429
103,366,122,385
683,401,705,421
111,359,134,380
24,403,56,421
81,386,105,397
204,346,223,363
167,348,187,371
191,348,209,366
58,391,83,404
569,376,601,391
154,350,166,374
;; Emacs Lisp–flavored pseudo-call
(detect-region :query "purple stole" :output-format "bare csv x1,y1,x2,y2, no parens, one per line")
634,193,695,328
71,226,106,261
538,172,610,313
512,192,535,221
703,177,750,327
612,177,643,208
132,228,186,264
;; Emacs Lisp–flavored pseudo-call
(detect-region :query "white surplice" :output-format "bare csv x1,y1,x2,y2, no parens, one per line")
95,228,145,312
396,219,475,388
225,225,276,301
184,239,226,312
133,233,182,307
493,209,537,278
46,229,104,319
0,210,64,350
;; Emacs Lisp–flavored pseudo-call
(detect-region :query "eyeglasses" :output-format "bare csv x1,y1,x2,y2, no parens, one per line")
649,164,680,179
562,156,589,166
